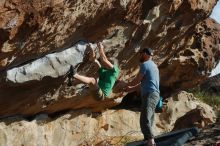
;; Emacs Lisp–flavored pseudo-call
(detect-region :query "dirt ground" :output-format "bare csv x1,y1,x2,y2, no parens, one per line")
184,116,220,146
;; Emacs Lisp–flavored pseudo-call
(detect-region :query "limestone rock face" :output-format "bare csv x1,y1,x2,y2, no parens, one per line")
0,91,215,146
155,91,216,133
160,18,220,96
0,0,220,116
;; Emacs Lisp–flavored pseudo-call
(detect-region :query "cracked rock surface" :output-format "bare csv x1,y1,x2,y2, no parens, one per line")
0,0,219,117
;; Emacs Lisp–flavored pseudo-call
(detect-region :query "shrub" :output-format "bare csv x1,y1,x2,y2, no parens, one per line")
188,88,220,110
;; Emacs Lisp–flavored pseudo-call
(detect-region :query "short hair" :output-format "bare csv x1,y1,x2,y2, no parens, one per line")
141,48,153,56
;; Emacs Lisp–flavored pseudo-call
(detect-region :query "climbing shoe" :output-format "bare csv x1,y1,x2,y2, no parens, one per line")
67,65,76,86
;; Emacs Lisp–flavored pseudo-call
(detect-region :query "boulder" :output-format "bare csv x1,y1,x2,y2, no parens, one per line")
0,0,219,116
0,91,216,145
155,91,216,133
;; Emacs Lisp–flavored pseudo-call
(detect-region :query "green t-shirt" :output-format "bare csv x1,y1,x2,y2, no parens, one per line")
98,66,119,97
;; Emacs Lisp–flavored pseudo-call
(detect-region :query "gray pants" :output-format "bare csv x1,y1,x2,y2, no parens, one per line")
140,91,160,140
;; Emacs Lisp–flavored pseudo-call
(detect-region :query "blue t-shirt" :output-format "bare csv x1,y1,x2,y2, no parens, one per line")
140,60,160,96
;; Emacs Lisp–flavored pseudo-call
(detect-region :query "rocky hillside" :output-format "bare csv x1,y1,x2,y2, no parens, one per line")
0,0,219,117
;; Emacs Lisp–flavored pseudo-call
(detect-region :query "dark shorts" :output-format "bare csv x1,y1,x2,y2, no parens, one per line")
90,87,106,101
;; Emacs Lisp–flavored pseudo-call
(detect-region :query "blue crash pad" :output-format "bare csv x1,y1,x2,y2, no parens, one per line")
126,127,199,146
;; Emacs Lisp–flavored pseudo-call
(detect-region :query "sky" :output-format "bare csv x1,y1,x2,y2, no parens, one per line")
210,1,220,76
210,1,220,24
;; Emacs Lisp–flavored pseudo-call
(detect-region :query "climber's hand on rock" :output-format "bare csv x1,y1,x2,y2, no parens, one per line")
96,42,104,50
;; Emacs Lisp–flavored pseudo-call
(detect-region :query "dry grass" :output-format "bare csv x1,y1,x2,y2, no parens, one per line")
188,88,220,110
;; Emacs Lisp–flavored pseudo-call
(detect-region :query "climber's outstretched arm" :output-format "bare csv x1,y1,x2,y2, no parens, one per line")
97,42,114,69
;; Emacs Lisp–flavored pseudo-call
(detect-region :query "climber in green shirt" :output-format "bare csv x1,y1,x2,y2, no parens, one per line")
68,42,119,100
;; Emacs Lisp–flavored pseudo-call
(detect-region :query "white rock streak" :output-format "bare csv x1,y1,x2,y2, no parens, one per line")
7,41,88,83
